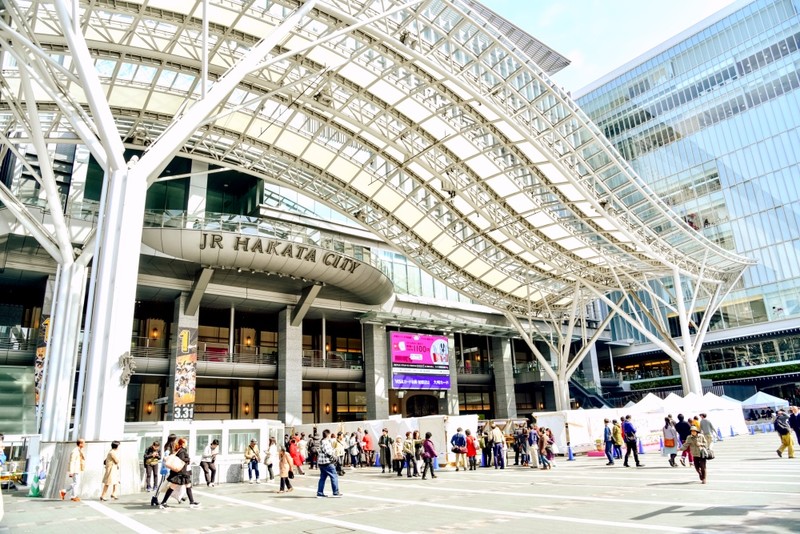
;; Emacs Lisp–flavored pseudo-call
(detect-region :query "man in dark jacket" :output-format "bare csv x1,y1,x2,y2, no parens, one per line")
789,406,800,447
622,415,643,467
775,409,795,458
675,414,693,466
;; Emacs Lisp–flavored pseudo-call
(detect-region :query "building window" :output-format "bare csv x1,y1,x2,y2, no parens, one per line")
194,387,231,416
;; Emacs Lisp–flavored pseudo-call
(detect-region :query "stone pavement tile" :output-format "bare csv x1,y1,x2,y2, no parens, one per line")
2,431,799,533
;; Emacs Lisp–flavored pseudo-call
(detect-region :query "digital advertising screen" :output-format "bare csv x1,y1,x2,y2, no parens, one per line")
390,331,451,390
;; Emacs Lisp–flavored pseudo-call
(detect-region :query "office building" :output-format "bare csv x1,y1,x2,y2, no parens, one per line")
577,0,800,401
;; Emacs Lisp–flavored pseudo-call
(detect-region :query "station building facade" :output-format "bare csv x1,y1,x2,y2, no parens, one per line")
0,148,609,432
577,0,800,402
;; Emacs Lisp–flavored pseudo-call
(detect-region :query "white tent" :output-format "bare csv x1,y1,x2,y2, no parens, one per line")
741,391,789,410
634,392,665,412
701,392,749,436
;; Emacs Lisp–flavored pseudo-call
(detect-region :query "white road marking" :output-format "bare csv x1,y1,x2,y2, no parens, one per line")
343,477,762,509
289,486,694,532
198,491,404,534
84,501,161,534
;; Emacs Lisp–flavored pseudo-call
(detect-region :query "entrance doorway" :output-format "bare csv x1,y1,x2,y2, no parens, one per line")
405,394,439,417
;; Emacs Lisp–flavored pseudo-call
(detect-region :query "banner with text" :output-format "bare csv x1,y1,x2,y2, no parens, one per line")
390,331,450,390
169,327,198,420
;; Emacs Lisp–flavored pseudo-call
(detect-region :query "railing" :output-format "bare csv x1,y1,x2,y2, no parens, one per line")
457,362,492,374
0,338,37,352
302,350,363,370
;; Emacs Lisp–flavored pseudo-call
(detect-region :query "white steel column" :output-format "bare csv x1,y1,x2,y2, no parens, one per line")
39,263,88,441
673,269,703,394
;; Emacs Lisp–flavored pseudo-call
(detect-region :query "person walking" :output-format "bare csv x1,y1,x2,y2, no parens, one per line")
699,413,717,449
774,409,795,458
679,427,709,484
392,435,405,476
361,429,374,468
789,406,800,447
421,432,438,480
520,427,531,467
537,427,551,469
378,428,393,473
159,438,200,508
162,434,186,504
465,429,478,471
480,431,493,468
308,429,320,470
289,437,305,475
348,432,360,468
611,419,623,459
662,417,679,467
298,433,309,469
100,440,121,501
277,447,294,493
490,423,506,469
402,431,418,477
528,425,540,469
143,441,161,491
266,437,279,481
200,439,219,487
245,438,261,483
622,415,643,467
675,414,693,466
316,429,343,498
333,432,347,476
603,419,615,465
450,427,467,471
61,438,85,502
413,430,424,473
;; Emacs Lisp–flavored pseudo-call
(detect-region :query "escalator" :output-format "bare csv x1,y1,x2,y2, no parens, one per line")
569,378,612,408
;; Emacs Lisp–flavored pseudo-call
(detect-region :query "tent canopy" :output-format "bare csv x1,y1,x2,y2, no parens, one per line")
741,391,789,410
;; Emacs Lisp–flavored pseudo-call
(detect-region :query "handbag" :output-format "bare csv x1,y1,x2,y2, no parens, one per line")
288,469,294,479
164,453,185,472
451,446,461,453
664,438,675,448
700,448,715,460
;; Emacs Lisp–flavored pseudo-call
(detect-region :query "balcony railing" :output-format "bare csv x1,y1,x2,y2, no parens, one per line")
302,350,363,370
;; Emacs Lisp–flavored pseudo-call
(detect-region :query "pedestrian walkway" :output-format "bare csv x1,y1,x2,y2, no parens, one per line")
1,431,798,533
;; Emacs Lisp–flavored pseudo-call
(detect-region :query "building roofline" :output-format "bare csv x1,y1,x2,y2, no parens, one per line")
574,0,752,99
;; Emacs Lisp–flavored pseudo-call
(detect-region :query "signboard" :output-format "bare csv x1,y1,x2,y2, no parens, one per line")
390,331,450,390
169,327,198,420
34,316,50,416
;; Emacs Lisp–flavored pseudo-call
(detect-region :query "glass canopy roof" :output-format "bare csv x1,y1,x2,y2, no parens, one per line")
0,0,753,317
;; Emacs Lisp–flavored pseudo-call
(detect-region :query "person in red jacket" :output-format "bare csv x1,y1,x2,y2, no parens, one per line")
361,429,375,467
465,429,478,471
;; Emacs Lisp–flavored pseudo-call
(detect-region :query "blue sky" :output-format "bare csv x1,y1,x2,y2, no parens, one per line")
488,0,738,92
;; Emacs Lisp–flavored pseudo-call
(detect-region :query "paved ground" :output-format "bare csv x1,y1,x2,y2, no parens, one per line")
1,431,798,533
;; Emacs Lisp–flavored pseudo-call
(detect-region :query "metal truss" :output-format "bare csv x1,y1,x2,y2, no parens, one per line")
0,0,755,423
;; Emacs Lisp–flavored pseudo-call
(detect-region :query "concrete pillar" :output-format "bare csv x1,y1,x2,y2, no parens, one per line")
363,323,389,420
491,337,517,418
167,292,199,420
278,307,303,427
238,385,255,419
140,383,161,422
582,344,602,390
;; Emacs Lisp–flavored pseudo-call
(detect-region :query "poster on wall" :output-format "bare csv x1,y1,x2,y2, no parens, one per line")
34,316,50,416
170,327,198,420
390,331,451,390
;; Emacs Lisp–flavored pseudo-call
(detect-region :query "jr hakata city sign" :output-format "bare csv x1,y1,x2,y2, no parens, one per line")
390,331,451,390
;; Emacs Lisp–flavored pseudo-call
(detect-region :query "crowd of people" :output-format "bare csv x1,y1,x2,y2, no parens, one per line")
55,405,800,503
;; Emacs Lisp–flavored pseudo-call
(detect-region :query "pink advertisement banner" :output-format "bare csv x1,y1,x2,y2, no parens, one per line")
389,331,450,370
